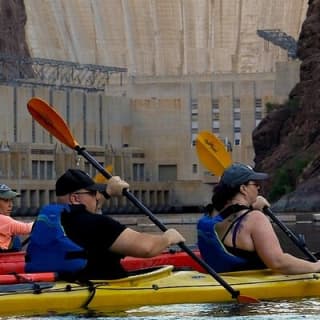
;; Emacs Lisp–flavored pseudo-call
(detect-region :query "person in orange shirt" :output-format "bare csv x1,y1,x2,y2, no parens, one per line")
0,184,33,252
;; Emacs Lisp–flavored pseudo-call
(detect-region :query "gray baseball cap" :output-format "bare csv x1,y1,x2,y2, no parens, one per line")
221,163,268,188
0,184,20,199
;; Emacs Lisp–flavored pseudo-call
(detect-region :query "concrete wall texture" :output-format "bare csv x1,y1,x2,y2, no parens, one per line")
24,0,307,75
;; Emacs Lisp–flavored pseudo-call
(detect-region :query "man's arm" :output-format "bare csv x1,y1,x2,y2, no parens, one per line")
110,227,185,258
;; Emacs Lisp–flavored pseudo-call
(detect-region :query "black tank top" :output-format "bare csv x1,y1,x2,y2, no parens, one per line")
221,208,266,269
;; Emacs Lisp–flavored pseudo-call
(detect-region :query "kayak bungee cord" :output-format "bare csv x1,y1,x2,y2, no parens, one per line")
80,281,96,309
27,97,259,304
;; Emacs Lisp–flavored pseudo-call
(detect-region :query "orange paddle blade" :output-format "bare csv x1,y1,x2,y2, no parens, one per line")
237,295,260,304
27,97,78,149
94,165,113,183
195,131,232,176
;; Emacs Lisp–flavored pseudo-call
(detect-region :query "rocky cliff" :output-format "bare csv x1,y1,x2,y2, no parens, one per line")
253,0,320,211
0,0,30,56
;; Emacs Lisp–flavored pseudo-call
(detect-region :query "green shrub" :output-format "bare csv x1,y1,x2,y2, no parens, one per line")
286,97,300,110
265,102,280,113
268,156,310,202
265,98,300,114
268,167,293,202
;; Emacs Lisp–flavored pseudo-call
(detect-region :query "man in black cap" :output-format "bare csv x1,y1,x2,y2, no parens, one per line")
54,168,118,214
26,169,185,280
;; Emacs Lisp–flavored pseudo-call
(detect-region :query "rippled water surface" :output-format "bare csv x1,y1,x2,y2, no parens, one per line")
2,299,320,320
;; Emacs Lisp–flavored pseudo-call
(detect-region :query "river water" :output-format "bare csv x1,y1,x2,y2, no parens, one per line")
7,299,320,320
9,213,320,320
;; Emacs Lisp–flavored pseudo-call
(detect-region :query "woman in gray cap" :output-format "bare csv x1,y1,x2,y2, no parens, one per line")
0,184,33,251
197,163,320,275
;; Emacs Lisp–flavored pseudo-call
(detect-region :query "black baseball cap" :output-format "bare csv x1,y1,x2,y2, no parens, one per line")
220,163,268,188
56,169,106,196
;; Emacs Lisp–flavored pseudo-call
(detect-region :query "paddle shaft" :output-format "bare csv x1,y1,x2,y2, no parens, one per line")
76,146,241,299
263,207,317,262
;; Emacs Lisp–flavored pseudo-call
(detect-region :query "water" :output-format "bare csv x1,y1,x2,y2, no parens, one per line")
8,216,320,319
4,299,320,320
112,299,320,319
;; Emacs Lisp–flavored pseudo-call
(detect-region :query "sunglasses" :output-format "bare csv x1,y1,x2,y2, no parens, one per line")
246,182,260,188
73,190,97,196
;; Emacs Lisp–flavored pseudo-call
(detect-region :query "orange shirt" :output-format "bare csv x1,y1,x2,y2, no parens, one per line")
0,215,33,250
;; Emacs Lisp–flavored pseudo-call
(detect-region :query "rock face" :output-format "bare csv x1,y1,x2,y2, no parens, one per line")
0,0,30,56
253,0,320,211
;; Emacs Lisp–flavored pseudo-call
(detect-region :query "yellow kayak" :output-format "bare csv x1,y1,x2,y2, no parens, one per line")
0,265,320,317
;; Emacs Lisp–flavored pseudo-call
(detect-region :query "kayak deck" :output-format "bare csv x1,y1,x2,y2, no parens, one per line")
0,266,320,316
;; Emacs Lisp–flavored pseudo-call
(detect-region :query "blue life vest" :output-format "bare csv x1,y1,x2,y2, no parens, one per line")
0,236,22,253
9,236,22,251
25,204,87,273
197,213,250,273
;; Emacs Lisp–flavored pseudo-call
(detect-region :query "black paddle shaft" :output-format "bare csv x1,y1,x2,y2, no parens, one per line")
263,207,317,262
125,191,240,299
75,146,241,299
